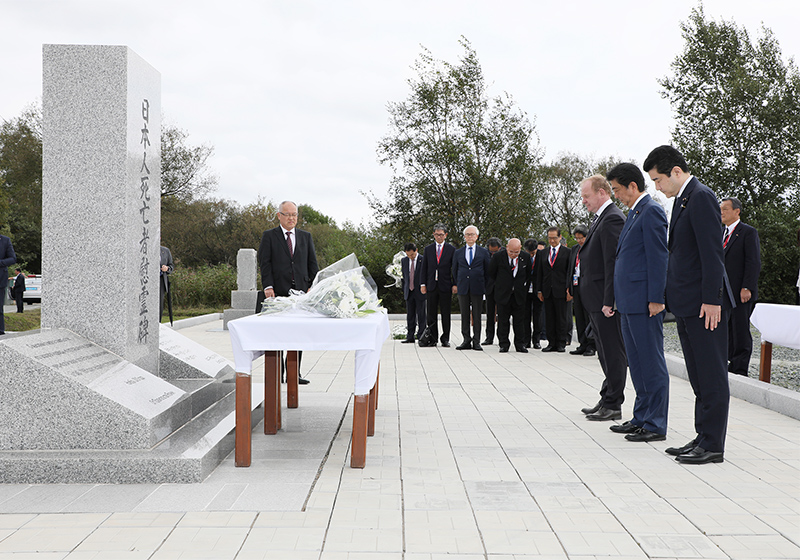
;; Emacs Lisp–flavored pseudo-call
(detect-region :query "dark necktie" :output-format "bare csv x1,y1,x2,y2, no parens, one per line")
468,246,473,265
286,231,293,257
549,247,556,266
723,227,731,247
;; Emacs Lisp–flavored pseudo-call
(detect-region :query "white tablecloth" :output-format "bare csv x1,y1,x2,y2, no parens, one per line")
750,303,800,350
228,311,390,395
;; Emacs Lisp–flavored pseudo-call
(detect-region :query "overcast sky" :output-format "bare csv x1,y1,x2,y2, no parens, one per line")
1,0,797,226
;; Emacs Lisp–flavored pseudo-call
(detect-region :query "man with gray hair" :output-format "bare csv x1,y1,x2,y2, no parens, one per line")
452,225,491,350
720,196,761,375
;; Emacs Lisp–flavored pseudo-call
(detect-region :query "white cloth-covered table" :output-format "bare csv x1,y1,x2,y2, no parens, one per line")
750,303,800,350
228,311,390,395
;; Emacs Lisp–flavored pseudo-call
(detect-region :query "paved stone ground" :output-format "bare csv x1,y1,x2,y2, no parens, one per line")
0,317,797,559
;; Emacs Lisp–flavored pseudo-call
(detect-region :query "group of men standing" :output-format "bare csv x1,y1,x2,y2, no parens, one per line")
399,145,761,466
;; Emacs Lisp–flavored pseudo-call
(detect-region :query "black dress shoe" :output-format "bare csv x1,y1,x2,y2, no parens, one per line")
525,342,531,348
499,347,509,353
625,428,666,442
515,346,528,353
456,342,472,350
472,342,483,351
298,377,310,385
583,348,596,357
401,338,414,344
481,339,493,346
441,341,450,348
665,440,697,456
675,447,724,464
532,342,541,349
586,407,622,421
610,420,640,434
581,401,602,415
541,345,555,352
556,346,566,353
569,347,586,355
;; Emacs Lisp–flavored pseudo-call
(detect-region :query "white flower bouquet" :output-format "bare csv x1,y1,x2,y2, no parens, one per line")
385,250,405,288
259,253,385,318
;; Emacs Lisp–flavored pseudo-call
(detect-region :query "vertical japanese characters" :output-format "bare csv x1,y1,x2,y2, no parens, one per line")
138,99,151,344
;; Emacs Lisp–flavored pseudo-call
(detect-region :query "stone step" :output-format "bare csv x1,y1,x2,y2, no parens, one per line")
0,383,264,484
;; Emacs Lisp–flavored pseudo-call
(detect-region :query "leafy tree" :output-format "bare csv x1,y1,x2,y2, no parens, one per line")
0,105,43,272
535,153,624,241
372,38,543,247
160,121,217,202
660,6,800,302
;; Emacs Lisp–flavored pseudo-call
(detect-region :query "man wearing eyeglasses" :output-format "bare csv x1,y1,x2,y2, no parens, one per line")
257,200,319,383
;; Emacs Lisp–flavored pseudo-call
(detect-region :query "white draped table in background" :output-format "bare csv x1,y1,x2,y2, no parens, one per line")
228,310,390,395
750,303,800,350
227,310,390,468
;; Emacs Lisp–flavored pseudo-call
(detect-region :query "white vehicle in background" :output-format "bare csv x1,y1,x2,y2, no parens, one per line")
6,274,42,304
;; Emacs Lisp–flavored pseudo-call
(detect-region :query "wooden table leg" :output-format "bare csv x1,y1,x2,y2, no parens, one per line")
265,351,280,434
235,372,251,467
351,394,369,468
287,350,299,409
759,342,773,383
368,380,377,437
373,364,380,410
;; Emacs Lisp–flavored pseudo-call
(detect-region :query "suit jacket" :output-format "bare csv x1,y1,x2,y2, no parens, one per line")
0,235,16,289
420,242,455,293
667,177,733,316
160,246,174,293
401,254,425,301
723,222,761,303
488,249,531,307
536,244,572,299
614,194,669,315
452,245,491,296
258,226,319,296
11,273,25,298
579,204,625,312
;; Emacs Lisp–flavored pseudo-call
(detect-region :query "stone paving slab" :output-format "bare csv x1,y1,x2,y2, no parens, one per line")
0,318,797,559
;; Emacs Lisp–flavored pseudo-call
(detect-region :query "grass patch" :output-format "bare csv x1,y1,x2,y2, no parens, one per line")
4,308,41,332
160,307,224,323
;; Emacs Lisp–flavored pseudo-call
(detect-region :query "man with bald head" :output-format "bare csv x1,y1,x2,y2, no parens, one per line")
452,225,491,350
488,238,532,353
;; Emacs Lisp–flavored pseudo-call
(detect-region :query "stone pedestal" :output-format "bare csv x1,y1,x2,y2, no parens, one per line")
223,248,259,329
41,44,161,375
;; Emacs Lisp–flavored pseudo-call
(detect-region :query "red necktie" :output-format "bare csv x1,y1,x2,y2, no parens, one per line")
286,231,293,256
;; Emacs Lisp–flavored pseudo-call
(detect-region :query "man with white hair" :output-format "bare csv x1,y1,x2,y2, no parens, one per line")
452,225,491,350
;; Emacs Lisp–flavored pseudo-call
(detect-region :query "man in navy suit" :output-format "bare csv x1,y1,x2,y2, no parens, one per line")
488,238,532,353
420,223,456,347
578,177,627,421
608,163,670,442
720,197,761,376
0,233,16,335
452,225,491,351
645,145,733,464
258,200,319,384
401,242,426,344
536,227,572,352
12,268,26,313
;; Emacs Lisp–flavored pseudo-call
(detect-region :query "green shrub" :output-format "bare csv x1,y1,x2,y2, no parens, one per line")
170,264,236,308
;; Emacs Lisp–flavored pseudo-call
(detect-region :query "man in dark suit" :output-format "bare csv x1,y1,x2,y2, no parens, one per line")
720,197,761,376
481,237,503,346
0,233,16,335
258,200,320,384
452,225,491,351
608,163,670,442
419,223,456,347
568,225,595,357
536,227,571,352
159,246,174,322
524,239,544,349
488,238,532,353
645,145,733,464
578,176,627,421
11,268,25,313
401,242,426,343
